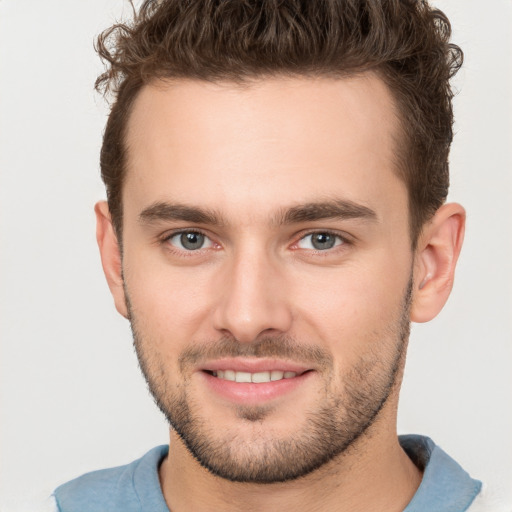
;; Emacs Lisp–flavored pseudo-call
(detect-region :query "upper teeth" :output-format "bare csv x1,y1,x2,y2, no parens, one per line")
212,370,297,383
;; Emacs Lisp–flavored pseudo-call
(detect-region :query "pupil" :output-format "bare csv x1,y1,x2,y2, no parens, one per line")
181,232,204,250
312,233,335,250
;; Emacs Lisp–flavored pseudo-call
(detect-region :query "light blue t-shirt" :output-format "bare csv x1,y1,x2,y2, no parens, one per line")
53,435,482,511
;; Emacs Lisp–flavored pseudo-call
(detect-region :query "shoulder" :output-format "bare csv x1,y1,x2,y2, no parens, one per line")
53,445,169,512
54,463,136,511
400,435,482,511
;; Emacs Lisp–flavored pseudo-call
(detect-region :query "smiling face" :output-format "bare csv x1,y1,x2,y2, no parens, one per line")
112,75,417,482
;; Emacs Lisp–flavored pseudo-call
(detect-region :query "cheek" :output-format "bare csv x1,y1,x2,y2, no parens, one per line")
290,255,411,358
123,251,216,343
295,277,390,334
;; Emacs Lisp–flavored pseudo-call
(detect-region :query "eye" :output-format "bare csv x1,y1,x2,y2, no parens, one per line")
167,231,214,251
297,232,344,251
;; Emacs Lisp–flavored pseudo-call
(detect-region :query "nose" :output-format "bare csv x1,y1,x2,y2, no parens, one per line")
212,246,293,343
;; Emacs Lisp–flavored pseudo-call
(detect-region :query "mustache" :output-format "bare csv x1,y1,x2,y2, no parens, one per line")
178,335,333,372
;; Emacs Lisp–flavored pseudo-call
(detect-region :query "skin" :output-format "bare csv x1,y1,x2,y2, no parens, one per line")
96,74,465,511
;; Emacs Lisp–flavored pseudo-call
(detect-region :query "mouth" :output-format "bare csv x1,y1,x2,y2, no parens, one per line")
205,369,307,383
199,359,315,404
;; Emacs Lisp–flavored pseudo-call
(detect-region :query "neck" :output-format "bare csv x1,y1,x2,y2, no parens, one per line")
159,421,422,512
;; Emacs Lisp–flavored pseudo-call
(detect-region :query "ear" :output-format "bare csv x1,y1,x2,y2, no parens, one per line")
410,203,466,323
95,201,129,319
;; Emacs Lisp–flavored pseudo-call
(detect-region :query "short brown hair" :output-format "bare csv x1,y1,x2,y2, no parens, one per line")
95,0,462,244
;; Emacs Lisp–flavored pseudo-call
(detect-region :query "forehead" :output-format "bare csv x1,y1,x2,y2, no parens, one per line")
124,75,406,225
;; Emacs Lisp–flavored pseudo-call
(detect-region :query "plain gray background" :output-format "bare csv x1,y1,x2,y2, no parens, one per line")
1,0,511,508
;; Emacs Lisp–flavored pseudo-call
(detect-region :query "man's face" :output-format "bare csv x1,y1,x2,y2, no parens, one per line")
120,75,414,482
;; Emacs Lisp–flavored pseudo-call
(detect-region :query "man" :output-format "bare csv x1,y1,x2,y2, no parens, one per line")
51,0,494,510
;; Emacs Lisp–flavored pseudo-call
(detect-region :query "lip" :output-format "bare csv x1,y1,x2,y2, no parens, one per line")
200,357,311,374
197,358,315,405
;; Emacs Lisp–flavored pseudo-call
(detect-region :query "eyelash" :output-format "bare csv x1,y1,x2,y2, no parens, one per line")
159,229,351,256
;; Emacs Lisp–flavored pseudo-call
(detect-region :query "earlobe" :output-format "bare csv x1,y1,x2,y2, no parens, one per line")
410,203,466,323
94,201,129,319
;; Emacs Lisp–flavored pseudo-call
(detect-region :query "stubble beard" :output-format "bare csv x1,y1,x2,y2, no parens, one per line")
127,279,412,484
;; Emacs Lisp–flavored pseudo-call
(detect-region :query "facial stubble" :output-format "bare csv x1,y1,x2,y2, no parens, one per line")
127,278,412,484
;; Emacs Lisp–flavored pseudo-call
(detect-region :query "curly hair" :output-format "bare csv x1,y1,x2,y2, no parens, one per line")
95,0,462,244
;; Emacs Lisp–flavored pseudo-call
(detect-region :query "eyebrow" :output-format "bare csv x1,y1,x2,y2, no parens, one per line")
138,199,377,227
139,202,225,225
276,199,377,225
